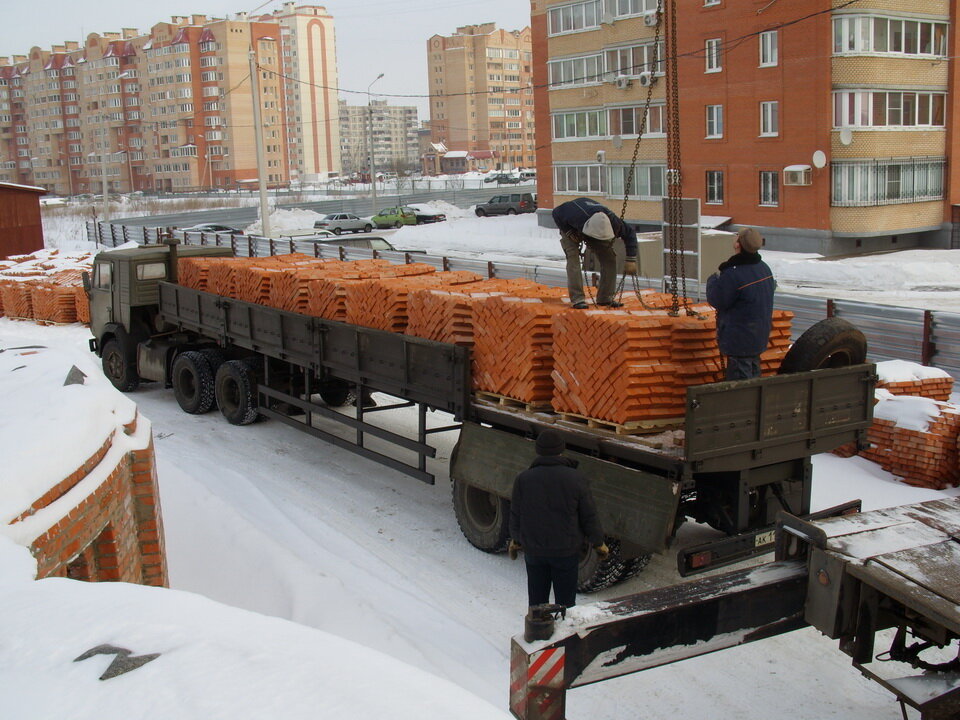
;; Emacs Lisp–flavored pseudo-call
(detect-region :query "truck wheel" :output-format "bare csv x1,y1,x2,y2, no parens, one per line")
618,553,652,583
101,338,140,392
172,351,216,414
777,318,867,374
578,537,627,593
318,379,355,407
452,479,510,553
215,359,259,425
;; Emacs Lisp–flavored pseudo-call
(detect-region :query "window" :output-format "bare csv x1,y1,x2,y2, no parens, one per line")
760,101,779,136
609,104,665,135
608,164,666,198
833,15,948,56
548,1,602,36
705,38,722,72
833,90,946,128
554,164,606,194
552,109,607,139
614,0,658,17
706,170,724,204
93,262,112,290
136,262,167,280
831,157,945,206
760,171,779,206
548,54,603,88
760,31,778,66
604,41,664,77
706,104,723,138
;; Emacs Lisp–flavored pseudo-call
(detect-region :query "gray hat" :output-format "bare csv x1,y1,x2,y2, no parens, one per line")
737,227,763,253
582,212,615,241
535,429,565,456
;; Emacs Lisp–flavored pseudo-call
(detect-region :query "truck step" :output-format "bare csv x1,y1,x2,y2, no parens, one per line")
475,391,553,412
557,411,684,436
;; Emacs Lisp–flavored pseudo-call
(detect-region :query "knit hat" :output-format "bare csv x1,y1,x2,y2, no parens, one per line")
582,212,615,241
737,227,763,253
535,429,565,456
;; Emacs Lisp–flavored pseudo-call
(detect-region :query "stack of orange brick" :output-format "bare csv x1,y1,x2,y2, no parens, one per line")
0,282,33,319
875,359,955,402
345,269,481,332
472,295,570,403
858,391,960,489
302,259,418,321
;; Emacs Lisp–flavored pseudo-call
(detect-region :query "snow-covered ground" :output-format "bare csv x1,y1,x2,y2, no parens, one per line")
3,208,958,718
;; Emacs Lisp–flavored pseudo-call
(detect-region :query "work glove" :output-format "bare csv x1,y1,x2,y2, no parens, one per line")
595,543,610,560
508,540,522,560
623,257,637,275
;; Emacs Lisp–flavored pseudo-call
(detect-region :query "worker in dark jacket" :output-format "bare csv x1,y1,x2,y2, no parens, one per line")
706,227,776,380
552,197,639,309
509,429,607,608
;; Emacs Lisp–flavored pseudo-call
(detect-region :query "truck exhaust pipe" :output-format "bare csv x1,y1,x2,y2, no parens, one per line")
165,238,180,285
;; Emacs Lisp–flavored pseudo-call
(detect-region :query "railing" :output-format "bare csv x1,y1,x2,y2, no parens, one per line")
85,221,960,379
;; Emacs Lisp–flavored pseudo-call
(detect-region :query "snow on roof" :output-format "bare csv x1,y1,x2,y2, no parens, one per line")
444,151,468,158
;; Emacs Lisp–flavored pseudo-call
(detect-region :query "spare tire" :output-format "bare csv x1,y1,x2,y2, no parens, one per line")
778,318,867,374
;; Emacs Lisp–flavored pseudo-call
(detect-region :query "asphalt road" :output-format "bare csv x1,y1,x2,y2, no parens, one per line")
115,186,528,229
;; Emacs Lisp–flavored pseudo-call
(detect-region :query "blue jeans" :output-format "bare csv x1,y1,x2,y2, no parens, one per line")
525,554,579,608
725,356,761,380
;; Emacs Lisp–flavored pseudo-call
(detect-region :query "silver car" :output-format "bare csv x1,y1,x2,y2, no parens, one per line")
314,212,374,235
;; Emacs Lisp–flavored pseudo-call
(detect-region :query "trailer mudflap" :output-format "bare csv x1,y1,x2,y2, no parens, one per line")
451,422,679,555
684,364,875,473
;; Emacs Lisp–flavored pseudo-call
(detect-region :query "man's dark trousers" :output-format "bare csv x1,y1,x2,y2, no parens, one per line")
525,554,579,607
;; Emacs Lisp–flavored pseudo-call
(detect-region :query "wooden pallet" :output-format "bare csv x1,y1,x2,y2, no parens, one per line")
474,391,553,412
557,411,684,436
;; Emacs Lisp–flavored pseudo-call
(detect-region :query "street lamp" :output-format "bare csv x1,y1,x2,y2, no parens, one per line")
367,73,384,216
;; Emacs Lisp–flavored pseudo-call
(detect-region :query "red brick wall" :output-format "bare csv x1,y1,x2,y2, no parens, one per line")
13,412,168,587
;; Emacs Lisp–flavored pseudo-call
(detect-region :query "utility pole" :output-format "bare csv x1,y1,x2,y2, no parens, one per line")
367,73,383,217
249,47,271,238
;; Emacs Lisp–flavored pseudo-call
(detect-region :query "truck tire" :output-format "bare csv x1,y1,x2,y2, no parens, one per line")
778,318,867,374
578,537,626,593
618,553,652,583
172,351,216,414
199,347,227,374
101,338,140,392
215,359,259,425
452,478,510,553
318,379,355,407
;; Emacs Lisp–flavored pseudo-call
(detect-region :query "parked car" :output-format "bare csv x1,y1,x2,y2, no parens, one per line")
179,223,244,235
406,205,447,224
314,213,374,234
371,206,418,229
474,193,537,217
484,173,521,185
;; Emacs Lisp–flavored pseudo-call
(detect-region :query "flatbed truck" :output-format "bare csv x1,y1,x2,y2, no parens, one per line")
85,243,876,589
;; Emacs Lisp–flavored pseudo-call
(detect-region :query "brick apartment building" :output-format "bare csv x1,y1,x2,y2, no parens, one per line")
0,3,340,195
532,0,959,255
339,99,420,176
427,23,537,173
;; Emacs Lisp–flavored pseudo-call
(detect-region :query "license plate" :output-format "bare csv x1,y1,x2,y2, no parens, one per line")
754,530,776,548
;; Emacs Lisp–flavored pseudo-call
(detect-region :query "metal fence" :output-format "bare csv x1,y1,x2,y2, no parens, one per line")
85,221,960,379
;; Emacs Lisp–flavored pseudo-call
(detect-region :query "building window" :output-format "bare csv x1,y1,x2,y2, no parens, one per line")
706,170,724,203
760,30,778,66
831,157,945,206
548,1,602,36
554,164,606,194
760,171,780,206
703,0,720,5
609,104,665,135
614,0,659,17
705,38,722,72
705,104,723,138
760,101,779,136
548,54,603,88
833,16,948,56
608,164,666,199
833,90,946,128
605,41,664,77
552,109,608,139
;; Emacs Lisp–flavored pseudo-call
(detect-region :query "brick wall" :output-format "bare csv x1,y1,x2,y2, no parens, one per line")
9,411,168,587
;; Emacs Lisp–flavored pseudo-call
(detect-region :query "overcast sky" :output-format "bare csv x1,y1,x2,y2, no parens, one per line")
0,0,533,120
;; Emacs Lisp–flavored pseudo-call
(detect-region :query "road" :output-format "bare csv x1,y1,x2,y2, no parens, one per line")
116,186,529,230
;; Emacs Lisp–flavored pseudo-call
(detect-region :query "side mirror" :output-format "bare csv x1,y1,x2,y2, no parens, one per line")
81,271,91,294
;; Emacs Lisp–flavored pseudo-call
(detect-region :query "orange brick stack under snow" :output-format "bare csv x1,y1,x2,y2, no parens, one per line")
177,255,795,427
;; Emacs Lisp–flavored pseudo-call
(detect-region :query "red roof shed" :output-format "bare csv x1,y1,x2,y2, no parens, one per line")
0,182,46,259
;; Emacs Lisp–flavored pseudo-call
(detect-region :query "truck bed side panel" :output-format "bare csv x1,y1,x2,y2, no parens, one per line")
452,422,679,553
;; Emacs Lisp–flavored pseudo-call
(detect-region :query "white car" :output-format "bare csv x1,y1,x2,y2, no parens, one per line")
313,212,374,235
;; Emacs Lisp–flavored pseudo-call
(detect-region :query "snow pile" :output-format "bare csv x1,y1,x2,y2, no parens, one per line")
244,207,326,236
405,200,473,220
876,359,954,401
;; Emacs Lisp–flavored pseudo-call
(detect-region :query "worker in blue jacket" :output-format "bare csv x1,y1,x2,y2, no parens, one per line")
706,227,776,380
552,197,638,309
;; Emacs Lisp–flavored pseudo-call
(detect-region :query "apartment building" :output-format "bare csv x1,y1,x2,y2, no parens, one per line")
0,3,339,196
338,99,420,175
532,0,959,254
427,23,536,172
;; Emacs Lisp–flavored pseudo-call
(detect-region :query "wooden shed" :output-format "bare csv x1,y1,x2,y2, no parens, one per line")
0,182,46,260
